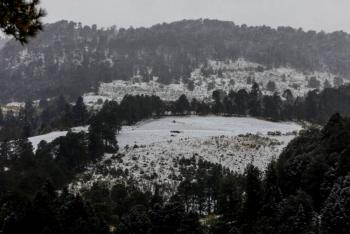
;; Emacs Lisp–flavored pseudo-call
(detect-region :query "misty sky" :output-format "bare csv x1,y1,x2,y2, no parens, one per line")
41,0,350,32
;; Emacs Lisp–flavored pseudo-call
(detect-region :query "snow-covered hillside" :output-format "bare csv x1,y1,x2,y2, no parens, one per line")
117,116,300,147
26,116,302,195
84,59,345,105
28,126,89,151
71,116,302,194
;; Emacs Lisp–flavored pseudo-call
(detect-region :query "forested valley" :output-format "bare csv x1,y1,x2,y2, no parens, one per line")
1,81,350,233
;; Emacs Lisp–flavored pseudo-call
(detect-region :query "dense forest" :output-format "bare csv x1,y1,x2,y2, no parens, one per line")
1,19,350,102
1,103,350,233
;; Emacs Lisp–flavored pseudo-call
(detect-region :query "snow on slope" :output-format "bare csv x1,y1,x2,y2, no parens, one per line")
28,126,89,151
85,58,346,106
117,116,300,147
71,116,302,194
29,131,67,151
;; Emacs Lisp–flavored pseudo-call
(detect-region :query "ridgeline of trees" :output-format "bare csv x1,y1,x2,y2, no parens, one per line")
0,94,164,141
206,83,350,123
2,19,350,102
3,81,350,142
175,82,350,124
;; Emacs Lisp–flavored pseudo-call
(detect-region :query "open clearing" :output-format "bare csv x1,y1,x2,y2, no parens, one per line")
72,116,302,193
117,116,301,147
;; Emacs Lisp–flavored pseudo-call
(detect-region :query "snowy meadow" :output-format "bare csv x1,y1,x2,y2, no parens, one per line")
70,116,302,194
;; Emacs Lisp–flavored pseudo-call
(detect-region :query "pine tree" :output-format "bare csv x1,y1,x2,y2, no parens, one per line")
293,204,308,234
266,80,277,92
55,95,67,113
187,80,195,91
334,76,344,88
324,79,332,89
217,174,242,221
14,138,34,162
241,164,263,226
118,205,151,234
276,191,313,234
88,117,105,161
248,82,262,117
235,89,248,115
282,89,294,104
174,95,190,115
262,161,282,215
303,90,319,121
321,175,350,234
0,140,10,163
212,90,225,114
307,76,321,89
72,96,88,125
24,100,35,124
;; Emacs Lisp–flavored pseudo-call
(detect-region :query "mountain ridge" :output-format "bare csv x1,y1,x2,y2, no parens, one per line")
1,19,350,103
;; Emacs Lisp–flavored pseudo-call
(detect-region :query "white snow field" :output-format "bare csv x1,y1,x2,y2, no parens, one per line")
29,131,67,151
117,116,301,147
28,126,89,151
71,116,302,194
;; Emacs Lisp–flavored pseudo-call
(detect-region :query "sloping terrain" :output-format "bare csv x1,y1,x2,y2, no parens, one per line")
90,59,343,103
70,116,302,194
1,19,350,102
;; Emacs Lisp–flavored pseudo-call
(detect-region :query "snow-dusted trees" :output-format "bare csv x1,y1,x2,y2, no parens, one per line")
324,79,332,89
307,76,321,89
321,175,350,234
334,76,344,88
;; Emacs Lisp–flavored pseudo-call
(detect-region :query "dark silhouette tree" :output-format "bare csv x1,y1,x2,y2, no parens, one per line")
0,0,45,43
174,94,190,115
72,96,88,125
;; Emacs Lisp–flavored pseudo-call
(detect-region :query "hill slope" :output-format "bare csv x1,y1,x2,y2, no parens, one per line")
1,19,350,102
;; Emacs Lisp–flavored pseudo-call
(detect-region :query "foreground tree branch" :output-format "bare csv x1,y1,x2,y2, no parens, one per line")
0,0,45,43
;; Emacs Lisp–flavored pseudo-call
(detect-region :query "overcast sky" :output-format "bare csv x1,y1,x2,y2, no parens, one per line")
41,0,350,33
